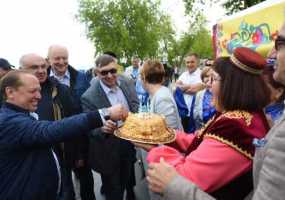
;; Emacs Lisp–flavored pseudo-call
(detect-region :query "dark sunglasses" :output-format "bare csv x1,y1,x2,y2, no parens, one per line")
99,68,117,76
275,35,285,51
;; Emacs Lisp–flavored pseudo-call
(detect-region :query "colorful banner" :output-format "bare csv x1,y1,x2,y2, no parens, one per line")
213,0,285,58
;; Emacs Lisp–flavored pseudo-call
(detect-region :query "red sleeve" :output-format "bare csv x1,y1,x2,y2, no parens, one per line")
167,130,196,153
147,138,251,192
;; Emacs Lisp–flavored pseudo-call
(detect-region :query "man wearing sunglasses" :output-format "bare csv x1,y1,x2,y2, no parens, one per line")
81,54,139,200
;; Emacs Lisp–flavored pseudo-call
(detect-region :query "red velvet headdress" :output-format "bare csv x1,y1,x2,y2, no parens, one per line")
230,47,266,75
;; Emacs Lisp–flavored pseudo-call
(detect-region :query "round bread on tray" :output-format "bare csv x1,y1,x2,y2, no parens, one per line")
114,113,176,144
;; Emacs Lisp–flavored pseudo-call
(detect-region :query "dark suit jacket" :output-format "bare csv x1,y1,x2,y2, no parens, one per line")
37,77,82,167
48,66,91,166
0,103,102,200
81,76,139,174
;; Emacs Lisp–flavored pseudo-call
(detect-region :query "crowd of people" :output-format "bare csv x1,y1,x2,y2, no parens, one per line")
1,21,285,200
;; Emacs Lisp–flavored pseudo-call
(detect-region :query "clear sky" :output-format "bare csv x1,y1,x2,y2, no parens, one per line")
0,0,225,70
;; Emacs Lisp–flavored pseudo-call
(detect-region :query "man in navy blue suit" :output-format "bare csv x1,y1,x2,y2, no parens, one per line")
0,70,127,200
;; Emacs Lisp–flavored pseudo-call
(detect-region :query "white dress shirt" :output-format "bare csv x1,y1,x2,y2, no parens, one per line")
100,81,130,126
50,69,71,87
99,81,130,111
178,68,202,116
30,112,61,195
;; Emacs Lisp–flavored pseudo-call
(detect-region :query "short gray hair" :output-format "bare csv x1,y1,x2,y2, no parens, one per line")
95,54,115,68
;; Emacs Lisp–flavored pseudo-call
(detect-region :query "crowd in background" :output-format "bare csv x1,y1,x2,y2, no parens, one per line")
1,21,285,200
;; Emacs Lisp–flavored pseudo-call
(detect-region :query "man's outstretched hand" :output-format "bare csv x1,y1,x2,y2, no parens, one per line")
108,104,128,121
101,120,118,134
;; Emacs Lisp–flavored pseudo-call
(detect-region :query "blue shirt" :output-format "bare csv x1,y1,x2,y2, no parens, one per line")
50,69,71,87
135,78,149,112
131,67,139,80
99,80,130,111
265,102,285,123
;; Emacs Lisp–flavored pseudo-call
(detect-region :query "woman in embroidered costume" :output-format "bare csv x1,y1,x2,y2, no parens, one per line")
142,47,271,200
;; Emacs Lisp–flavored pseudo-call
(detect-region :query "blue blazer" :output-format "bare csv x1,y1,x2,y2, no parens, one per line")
0,103,102,200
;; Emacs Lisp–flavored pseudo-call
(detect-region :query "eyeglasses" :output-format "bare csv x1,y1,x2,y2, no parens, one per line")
99,68,117,76
275,35,285,51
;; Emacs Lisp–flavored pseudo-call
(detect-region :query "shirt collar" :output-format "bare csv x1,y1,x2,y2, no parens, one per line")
50,68,70,79
99,80,121,94
132,67,139,71
188,67,199,75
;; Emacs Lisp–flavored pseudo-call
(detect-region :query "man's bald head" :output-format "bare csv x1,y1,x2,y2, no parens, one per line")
20,53,44,68
47,45,69,58
19,53,48,83
47,45,69,76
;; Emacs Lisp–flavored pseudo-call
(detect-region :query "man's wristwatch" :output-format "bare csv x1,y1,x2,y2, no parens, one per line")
101,108,111,120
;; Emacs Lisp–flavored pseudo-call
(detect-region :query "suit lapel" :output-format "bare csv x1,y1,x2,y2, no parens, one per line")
91,80,112,109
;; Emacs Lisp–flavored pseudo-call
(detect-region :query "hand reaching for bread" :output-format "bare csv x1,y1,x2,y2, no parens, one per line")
102,120,118,134
108,104,129,121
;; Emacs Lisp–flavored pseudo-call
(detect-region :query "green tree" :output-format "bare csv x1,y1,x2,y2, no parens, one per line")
191,28,213,58
167,12,212,66
222,0,266,14
159,15,176,57
183,0,266,15
167,33,194,66
77,0,173,62
168,28,213,67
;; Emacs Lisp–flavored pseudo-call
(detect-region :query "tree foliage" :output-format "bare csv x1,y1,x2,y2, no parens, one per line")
77,0,174,62
183,0,266,15
167,13,212,66
175,0,265,67
78,0,214,66
168,28,213,66
222,0,266,14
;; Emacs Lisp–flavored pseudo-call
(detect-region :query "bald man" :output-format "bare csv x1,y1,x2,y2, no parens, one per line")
47,45,95,200
20,53,87,200
20,53,75,122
